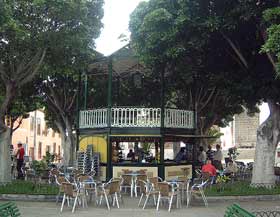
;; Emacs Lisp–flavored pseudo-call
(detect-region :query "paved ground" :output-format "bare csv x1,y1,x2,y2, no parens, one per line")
7,197,280,217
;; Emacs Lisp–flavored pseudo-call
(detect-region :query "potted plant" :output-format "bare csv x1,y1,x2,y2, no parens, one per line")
216,175,231,192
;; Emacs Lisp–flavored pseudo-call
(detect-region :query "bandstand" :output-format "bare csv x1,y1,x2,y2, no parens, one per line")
77,46,199,181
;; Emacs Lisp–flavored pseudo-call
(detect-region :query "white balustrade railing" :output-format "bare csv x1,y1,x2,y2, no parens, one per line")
79,107,194,129
164,109,194,129
79,109,108,128
111,107,161,127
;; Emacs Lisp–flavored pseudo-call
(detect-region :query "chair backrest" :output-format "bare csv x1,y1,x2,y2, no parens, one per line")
201,172,211,181
136,174,147,183
56,175,69,185
158,182,170,197
121,174,133,185
149,177,162,190
78,175,93,182
108,180,120,194
61,182,75,197
110,177,123,185
138,180,149,194
73,170,83,181
136,169,147,174
49,168,59,177
122,169,133,174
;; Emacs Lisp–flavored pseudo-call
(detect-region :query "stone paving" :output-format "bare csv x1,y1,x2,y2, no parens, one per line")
9,197,280,217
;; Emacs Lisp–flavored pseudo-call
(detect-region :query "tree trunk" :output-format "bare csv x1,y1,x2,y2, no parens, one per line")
65,118,75,166
251,100,280,188
0,127,12,183
56,117,76,167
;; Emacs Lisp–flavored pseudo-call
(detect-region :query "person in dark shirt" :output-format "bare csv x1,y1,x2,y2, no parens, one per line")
175,147,187,163
127,149,135,161
206,145,215,161
15,142,25,179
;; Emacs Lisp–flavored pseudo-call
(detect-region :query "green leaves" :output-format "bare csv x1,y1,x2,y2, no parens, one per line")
262,7,280,75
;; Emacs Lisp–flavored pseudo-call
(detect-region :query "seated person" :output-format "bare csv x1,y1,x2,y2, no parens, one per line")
127,149,135,160
202,159,217,177
224,159,238,176
174,147,187,163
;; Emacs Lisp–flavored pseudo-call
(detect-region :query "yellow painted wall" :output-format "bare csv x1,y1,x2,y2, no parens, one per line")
79,135,107,163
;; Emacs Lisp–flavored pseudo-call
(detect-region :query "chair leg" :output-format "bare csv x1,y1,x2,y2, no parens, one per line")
187,191,192,208
67,196,70,207
168,195,174,212
60,194,66,212
115,193,120,208
156,195,161,211
138,193,143,207
72,196,78,213
99,195,103,205
84,194,88,208
143,195,149,210
56,190,61,204
113,196,116,206
153,194,157,206
200,189,208,207
134,185,136,197
104,194,110,210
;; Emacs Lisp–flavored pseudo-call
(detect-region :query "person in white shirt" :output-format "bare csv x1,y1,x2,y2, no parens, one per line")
224,159,238,175
198,146,207,165
213,144,223,170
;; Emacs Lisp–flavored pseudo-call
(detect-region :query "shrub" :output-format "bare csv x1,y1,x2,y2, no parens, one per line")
205,181,280,196
0,181,58,195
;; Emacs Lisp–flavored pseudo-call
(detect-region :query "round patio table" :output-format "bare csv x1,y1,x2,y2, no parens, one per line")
122,173,143,197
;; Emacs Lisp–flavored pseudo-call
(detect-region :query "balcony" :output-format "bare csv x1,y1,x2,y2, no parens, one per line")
79,107,194,129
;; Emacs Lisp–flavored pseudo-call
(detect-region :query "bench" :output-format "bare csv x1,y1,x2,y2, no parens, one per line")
225,204,255,217
0,202,21,217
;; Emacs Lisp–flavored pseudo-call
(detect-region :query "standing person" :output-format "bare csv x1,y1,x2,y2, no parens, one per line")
213,144,223,170
174,147,187,163
127,149,135,161
15,142,25,179
198,146,207,165
206,145,214,161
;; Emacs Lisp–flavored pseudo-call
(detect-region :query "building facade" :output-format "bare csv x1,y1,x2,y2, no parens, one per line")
12,110,62,161
221,110,260,149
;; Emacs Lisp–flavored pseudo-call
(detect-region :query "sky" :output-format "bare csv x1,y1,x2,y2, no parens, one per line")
95,0,147,56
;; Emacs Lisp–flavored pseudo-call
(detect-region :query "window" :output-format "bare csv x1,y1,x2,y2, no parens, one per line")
58,146,61,156
52,131,55,137
29,148,34,160
30,117,35,131
38,142,42,159
25,137,28,144
53,143,56,154
37,118,41,135
46,145,50,153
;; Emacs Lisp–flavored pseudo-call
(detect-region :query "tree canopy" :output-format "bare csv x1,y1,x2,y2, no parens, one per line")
129,0,280,186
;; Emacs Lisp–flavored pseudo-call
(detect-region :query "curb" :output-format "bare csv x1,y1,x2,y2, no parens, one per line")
0,194,56,202
1,194,280,203
205,194,280,202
